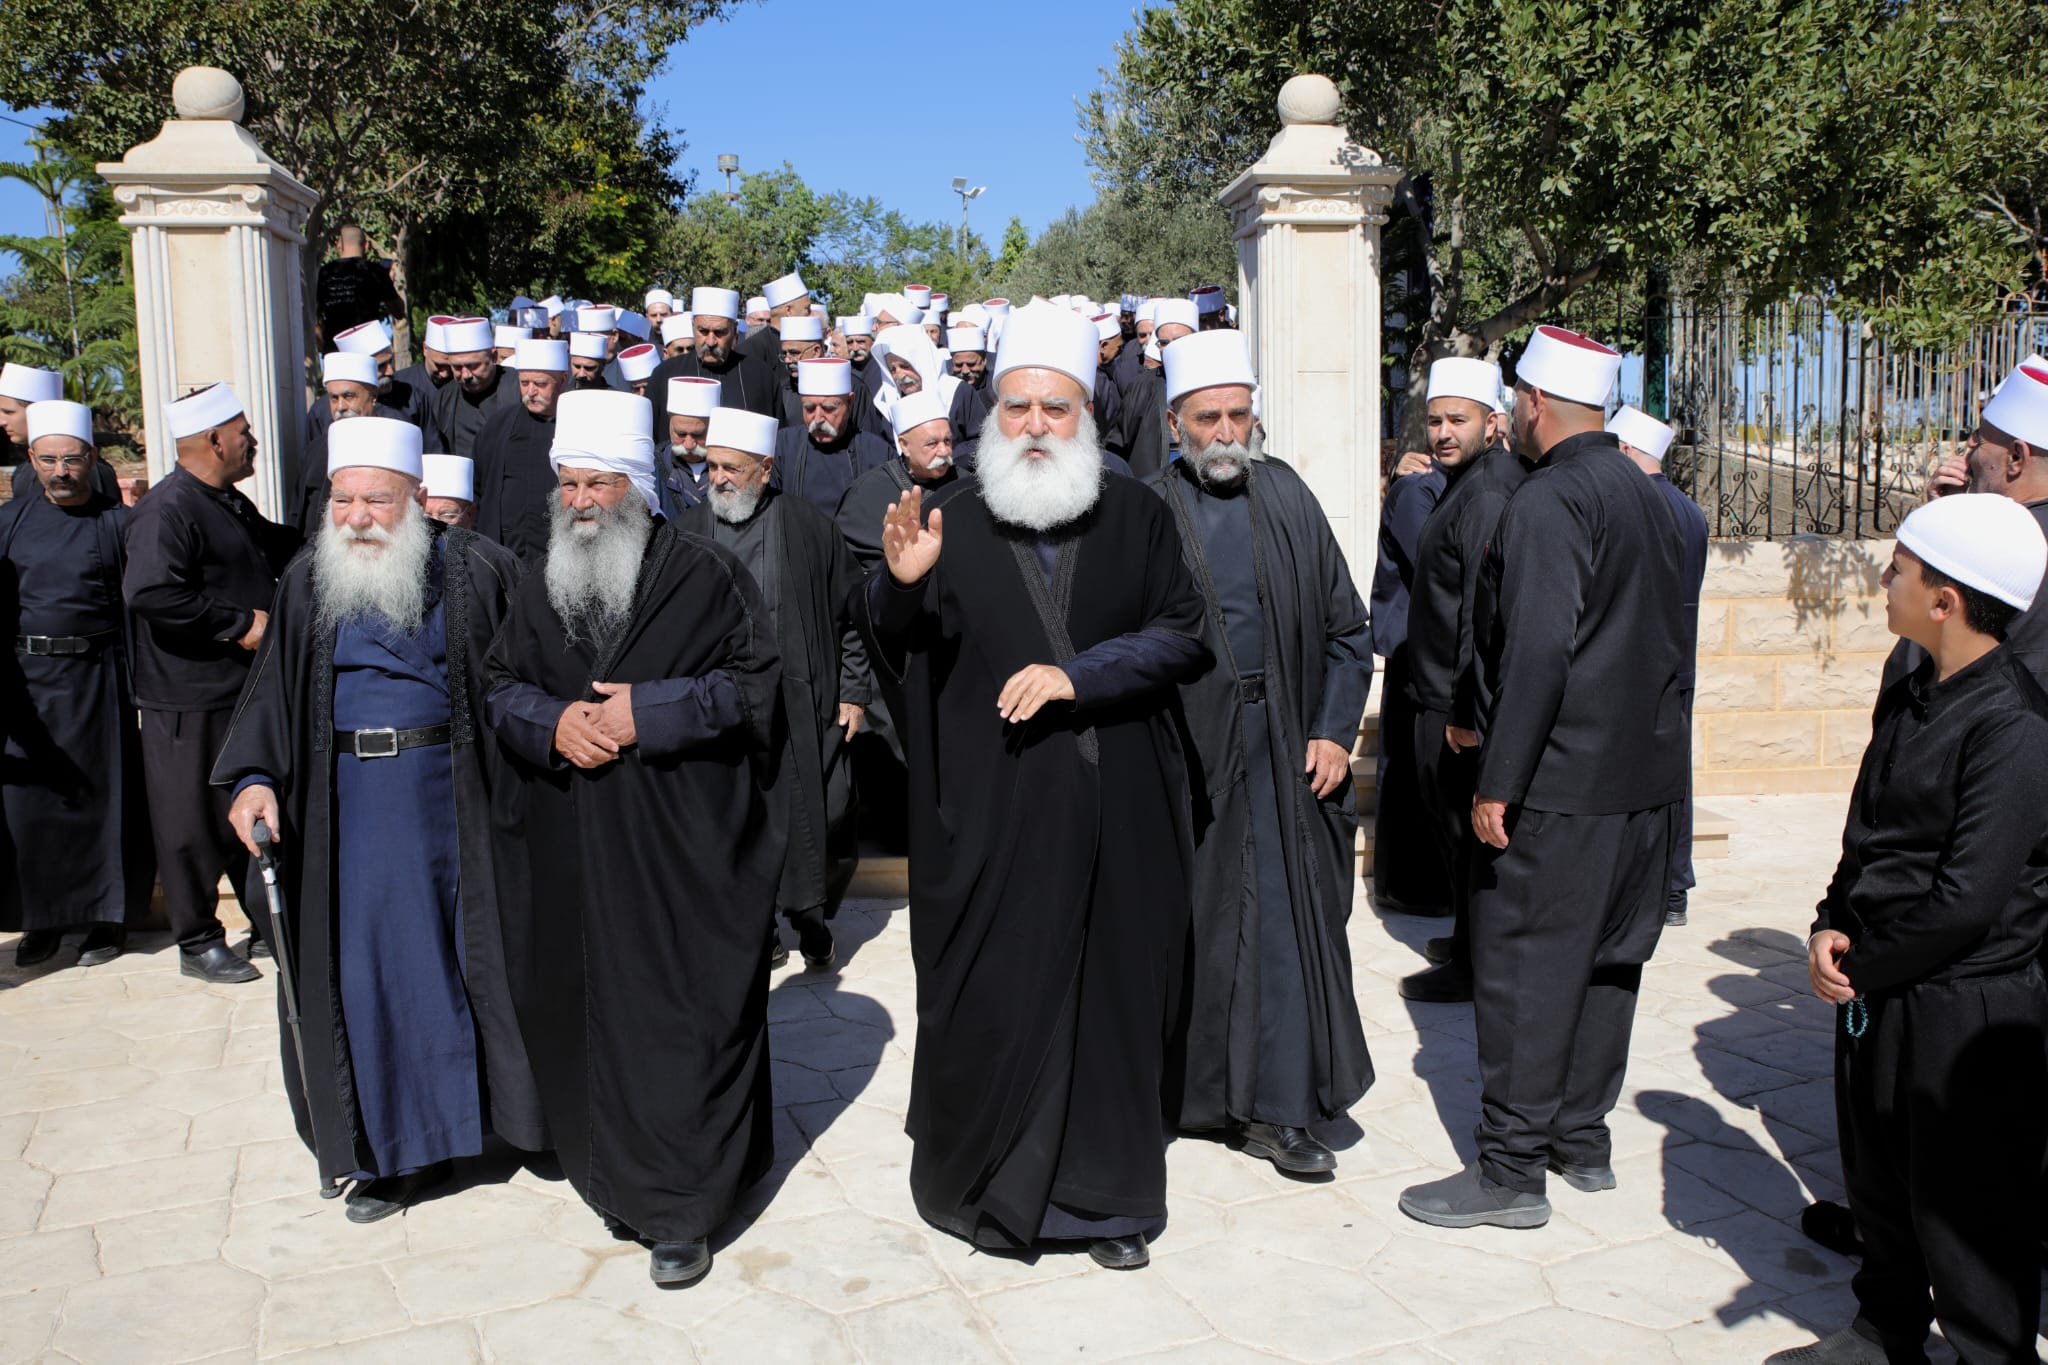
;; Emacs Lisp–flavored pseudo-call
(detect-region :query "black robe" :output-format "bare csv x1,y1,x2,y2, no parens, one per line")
483,520,784,1244
1118,368,1171,478
678,490,871,915
210,527,546,1185
834,463,977,579
305,378,440,451
770,426,896,520
0,491,154,930
856,475,1210,1248
470,406,558,566
646,347,785,430
429,368,521,460
1153,458,1375,1129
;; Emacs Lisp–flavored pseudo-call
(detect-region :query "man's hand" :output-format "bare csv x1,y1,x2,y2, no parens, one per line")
997,664,1076,723
837,702,865,739
1446,725,1481,753
1472,796,1510,849
236,609,269,652
590,682,637,748
1305,739,1351,799
1808,930,1856,1004
1927,453,1969,499
1393,451,1432,479
883,487,944,585
228,783,281,857
554,700,621,769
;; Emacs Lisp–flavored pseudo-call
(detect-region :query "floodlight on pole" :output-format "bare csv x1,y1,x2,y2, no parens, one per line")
717,153,741,203
953,177,986,257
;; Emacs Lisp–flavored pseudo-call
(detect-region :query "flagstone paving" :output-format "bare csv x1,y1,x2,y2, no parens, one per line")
1,794,2035,1361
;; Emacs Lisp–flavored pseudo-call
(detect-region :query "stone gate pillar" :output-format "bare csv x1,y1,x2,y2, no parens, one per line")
98,67,317,521
1219,75,1402,589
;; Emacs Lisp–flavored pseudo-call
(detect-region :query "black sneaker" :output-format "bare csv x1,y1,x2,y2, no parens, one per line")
1399,1164,1550,1229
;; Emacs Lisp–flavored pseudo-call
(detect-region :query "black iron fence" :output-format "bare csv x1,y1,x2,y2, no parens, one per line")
1545,292,2048,540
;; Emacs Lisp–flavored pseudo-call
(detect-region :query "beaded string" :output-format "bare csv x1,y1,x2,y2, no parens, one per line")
1842,998,1867,1038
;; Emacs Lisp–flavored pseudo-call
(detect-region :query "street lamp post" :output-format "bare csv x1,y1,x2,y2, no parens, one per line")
718,154,741,203
951,176,985,258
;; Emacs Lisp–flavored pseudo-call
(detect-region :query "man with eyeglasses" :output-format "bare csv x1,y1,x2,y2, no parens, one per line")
1,399,154,969
217,416,541,1224
3,362,121,503
428,318,520,460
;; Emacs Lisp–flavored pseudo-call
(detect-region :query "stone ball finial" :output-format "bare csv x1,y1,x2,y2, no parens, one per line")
172,67,245,122
1277,74,1341,127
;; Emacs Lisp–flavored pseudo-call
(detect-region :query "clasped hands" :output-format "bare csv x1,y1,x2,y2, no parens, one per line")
554,681,636,769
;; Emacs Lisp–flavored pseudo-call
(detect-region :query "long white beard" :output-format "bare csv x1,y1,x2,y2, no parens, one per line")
1188,428,1265,491
708,480,765,525
313,503,432,636
544,496,653,642
976,410,1105,532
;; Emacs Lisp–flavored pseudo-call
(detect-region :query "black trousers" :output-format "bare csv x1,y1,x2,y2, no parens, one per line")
1468,803,1675,1192
1667,687,1697,914
1839,969,2048,1363
1372,651,1451,912
138,707,261,952
1411,707,1479,970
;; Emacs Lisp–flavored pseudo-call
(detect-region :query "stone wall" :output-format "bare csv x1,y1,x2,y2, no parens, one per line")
1694,537,1892,795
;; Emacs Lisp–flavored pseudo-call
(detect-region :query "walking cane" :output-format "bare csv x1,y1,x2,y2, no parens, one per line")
250,819,336,1197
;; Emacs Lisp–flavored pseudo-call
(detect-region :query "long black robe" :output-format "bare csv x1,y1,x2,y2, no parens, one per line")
857,475,1210,1248
470,405,558,566
305,378,440,450
429,368,520,460
677,489,871,916
833,463,977,579
1118,368,1171,478
646,347,784,430
210,527,545,1186
771,426,896,520
1371,466,1452,914
1153,459,1374,1130
483,520,784,1244
0,491,154,930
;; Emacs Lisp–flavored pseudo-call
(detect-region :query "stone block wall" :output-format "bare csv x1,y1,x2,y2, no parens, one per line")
1693,537,1892,795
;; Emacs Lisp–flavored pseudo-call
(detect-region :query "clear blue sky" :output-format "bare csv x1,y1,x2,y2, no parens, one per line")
0,0,1140,258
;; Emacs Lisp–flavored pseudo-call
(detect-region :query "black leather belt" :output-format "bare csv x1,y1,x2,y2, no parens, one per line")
333,724,452,759
16,631,118,656
1238,673,1267,704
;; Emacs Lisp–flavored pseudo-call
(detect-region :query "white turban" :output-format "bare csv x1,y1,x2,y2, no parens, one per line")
549,389,660,514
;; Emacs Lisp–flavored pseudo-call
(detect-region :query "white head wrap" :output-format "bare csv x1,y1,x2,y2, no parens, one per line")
549,389,660,513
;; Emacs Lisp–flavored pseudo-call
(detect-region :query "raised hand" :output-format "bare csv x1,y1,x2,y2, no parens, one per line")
882,487,944,585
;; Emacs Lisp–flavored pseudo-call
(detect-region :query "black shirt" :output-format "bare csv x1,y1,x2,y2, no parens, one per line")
1814,648,2048,993
1405,446,1524,722
122,467,299,711
1369,466,1444,659
315,255,403,340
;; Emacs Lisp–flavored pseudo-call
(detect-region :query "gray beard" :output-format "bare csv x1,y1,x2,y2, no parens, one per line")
975,410,1105,532
1188,430,1263,491
313,504,432,636
709,481,765,525
544,496,653,643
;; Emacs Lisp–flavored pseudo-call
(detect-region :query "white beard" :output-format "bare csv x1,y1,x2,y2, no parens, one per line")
313,503,432,636
544,496,653,642
708,480,765,525
1187,428,1264,491
975,410,1105,532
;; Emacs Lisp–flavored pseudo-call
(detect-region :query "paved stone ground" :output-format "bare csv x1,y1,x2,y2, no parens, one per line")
1,794,2035,1362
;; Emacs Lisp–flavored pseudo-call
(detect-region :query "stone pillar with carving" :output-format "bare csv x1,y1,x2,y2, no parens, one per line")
98,67,318,521
1219,75,1403,589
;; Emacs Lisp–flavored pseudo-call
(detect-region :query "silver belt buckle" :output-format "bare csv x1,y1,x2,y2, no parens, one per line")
354,727,400,759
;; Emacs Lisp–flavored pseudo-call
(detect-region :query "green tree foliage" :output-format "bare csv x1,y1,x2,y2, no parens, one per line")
1084,0,2048,378
993,194,1236,304
0,0,743,334
655,164,991,312
0,143,139,433
996,218,1033,281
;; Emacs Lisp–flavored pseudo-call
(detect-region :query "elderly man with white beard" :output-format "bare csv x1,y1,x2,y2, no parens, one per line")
836,388,977,577
857,304,1210,1271
1148,331,1375,1176
214,416,543,1223
673,406,871,973
482,389,784,1288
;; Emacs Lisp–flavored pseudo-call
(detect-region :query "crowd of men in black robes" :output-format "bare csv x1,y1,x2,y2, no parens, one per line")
14,236,2048,1348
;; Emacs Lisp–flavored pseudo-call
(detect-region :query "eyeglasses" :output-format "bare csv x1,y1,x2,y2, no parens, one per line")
31,454,92,471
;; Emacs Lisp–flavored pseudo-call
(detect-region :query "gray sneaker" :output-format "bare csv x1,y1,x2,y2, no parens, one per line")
1398,1164,1550,1229
1763,1321,1891,1364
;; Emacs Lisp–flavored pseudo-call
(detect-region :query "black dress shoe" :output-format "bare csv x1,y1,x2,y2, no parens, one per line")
14,930,63,967
1399,961,1472,1003
78,925,127,967
1423,935,1455,966
1240,1121,1338,1175
767,939,790,970
344,1161,451,1224
801,941,837,973
1799,1199,1864,1257
243,934,273,959
1088,1234,1149,1270
649,1238,711,1285
180,943,260,984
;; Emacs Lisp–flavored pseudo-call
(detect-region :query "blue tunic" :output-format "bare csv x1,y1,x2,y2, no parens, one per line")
332,581,480,1177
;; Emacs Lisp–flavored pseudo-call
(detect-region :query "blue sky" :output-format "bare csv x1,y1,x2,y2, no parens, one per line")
0,0,1141,257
